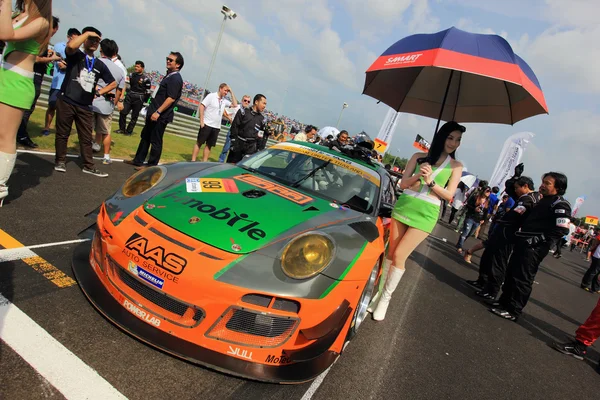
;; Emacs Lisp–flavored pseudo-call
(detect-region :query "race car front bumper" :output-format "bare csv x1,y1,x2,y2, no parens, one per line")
72,241,343,383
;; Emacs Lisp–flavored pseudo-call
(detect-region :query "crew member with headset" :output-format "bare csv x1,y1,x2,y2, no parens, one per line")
226,94,268,163
117,60,151,135
491,172,571,321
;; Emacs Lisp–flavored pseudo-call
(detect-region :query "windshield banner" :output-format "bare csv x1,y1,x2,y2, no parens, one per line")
273,143,380,186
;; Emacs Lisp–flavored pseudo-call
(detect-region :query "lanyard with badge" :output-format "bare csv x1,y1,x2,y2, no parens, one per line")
78,55,96,93
152,70,179,98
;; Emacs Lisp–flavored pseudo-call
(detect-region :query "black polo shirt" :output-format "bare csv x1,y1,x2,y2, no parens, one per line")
148,71,183,123
59,50,115,110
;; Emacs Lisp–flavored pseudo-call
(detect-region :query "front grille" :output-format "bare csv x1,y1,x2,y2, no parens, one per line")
206,307,298,348
109,258,203,324
226,309,295,338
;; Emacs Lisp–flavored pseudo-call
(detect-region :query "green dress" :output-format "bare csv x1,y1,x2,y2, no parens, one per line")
392,155,453,233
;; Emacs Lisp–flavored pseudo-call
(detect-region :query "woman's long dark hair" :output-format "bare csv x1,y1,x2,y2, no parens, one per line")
417,121,466,165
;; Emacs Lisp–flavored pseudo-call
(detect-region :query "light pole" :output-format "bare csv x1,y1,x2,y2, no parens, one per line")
335,102,348,128
198,5,237,113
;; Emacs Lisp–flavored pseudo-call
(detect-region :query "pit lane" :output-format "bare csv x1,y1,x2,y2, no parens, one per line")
1,151,598,400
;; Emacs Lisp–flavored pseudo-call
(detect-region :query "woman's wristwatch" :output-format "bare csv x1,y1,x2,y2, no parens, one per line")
428,180,436,188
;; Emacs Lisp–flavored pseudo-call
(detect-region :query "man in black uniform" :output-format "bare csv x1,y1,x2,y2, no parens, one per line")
491,172,571,321
226,94,267,163
117,60,151,135
126,52,183,169
16,16,60,148
467,176,541,300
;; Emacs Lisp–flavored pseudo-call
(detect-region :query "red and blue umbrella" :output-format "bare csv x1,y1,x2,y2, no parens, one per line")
363,27,548,129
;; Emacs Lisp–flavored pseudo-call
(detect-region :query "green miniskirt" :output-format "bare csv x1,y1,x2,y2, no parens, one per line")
392,190,441,234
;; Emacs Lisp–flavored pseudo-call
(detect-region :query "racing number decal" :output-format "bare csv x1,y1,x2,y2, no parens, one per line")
185,178,239,193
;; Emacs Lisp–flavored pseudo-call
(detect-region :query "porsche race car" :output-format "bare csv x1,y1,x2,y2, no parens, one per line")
72,141,397,383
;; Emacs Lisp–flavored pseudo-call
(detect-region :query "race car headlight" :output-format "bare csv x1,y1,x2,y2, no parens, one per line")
280,233,335,279
121,166,166,198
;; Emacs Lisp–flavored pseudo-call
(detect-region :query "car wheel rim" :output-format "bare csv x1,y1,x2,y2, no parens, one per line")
353,261,379,331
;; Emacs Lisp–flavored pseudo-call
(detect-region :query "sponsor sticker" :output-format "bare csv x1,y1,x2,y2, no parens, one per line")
122,299,161,327
128,261,165,289
186,178,201,193
227,346,253,360
233,174,313,205
555,209,566,214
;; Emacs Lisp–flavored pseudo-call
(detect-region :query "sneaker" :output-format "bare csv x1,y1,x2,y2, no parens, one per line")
82,167,108,178
41,129,50,136
489,307,518,321
476,291,496,300
54,162,66,172
465,280,484,290
114,129,124,134
92,143,101,152
552,341,587,360
102,158,112,165
464,253,472,263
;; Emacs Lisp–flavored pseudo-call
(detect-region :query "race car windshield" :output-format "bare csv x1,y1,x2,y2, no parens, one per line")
239,148,379,214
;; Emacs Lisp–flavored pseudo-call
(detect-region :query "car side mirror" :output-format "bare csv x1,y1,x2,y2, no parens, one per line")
379,202,393,218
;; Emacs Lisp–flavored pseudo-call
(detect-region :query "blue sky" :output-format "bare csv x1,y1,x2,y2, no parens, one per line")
53,0,599,217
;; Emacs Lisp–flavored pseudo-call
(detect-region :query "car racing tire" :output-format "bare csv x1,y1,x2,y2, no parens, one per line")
345,259,381,341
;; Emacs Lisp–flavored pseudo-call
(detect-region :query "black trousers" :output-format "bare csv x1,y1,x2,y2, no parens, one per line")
17,77,43,141
481,227,515,296
133,117,167,166
555,238,567,256
581,257,600,291
226,139,257,163
498,241,550,316
119,94,145,133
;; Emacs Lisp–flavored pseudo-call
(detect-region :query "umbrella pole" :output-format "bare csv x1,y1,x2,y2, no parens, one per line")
434,70,454,135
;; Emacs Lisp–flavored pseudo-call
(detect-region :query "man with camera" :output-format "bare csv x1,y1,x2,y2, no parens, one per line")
91,39,126,165
54,27,117,177
226,94,267,163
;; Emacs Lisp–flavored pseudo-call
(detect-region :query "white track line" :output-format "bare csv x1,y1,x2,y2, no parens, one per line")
0,239,90,263
17,149,126,163
300,364,334,400
0,293,126,399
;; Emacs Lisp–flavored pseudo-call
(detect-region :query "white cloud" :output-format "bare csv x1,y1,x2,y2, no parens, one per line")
523,25,600,94
408,0,440,33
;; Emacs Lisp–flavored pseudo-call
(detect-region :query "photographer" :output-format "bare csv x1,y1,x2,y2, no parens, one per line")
92,39,125,165
226,94,268,163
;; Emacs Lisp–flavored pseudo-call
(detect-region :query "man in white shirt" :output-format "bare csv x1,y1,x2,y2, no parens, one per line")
192,83,238,162
91,39,125,165
294,125,316,142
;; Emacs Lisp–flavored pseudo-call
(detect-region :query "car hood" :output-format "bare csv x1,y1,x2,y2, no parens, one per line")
144,167,338,254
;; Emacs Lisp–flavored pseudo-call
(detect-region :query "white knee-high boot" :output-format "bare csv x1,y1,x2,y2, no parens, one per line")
0,151,17,207
367,258,392,313
372,267,405,321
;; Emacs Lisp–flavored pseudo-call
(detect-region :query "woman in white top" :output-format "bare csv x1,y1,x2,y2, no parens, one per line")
449,181,467,224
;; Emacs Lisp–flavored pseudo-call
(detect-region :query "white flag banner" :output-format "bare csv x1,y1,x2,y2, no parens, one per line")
489,132,535,193
572,196,585,217
374,108,401,154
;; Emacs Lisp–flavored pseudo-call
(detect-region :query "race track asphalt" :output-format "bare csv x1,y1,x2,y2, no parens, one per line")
1,151,598,400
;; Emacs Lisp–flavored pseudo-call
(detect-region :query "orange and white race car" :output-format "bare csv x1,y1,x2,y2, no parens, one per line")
73,141,395,383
